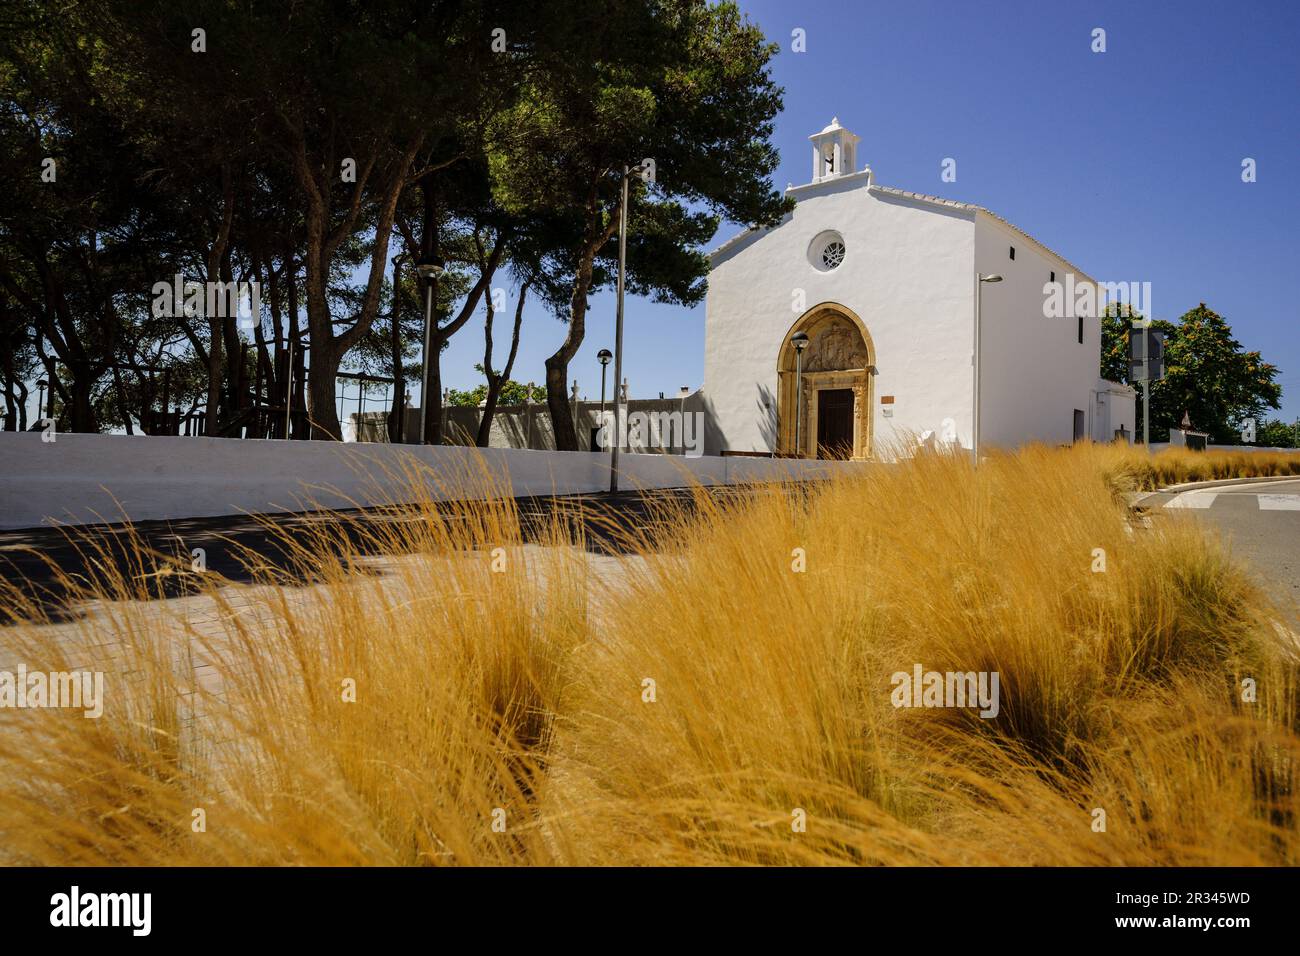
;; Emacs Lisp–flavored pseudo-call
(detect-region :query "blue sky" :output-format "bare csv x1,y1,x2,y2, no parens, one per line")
435,0,1300,423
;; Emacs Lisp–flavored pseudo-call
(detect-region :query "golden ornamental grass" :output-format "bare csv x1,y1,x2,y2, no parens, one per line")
0,443,1297,865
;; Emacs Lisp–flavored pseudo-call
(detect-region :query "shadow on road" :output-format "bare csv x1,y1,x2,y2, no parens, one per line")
0,486,759,626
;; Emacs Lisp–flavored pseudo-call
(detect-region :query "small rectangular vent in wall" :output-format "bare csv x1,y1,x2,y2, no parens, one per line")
1009,246,1015,260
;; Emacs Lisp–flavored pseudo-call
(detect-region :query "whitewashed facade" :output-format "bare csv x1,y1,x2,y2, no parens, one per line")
701,118,1134,460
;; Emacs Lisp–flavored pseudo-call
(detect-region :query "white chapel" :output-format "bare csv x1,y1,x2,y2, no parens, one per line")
699,118,1134,461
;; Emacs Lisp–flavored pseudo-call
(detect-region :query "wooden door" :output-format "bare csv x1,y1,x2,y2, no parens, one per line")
816,388,855,459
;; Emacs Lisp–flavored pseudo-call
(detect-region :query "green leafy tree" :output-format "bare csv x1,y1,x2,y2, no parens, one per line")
448,364,544,407
0,2,177,432
88,0,522,439
491,0,792,450
1257,418,1298,448
1153,304,1280,443
1101,302,1280,443
0,290,37,429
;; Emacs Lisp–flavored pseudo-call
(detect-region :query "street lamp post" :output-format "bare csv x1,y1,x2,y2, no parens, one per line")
609,162,653,493
597,349,612,448
973,273,1003,463
415,254,444,444
790,331,809,456
608,167,635,492
36,379,48,423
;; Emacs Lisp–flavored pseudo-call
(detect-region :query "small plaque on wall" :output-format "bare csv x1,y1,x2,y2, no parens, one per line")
881,395,895,404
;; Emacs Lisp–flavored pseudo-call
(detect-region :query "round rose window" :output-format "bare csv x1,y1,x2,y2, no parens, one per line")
821,240,845,269
808,230,846,273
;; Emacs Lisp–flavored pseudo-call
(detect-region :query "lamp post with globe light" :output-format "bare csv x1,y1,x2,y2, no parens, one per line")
414,254,444,443
597,349,612,446
608,161,653,492
790,331,810,456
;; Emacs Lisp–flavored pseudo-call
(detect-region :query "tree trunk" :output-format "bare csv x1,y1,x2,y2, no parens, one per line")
475,291,496,448
478,280,528,447
388,268,406,443
1,348,16,431
544,355,574,450
307,340,342,441
292,321,307,439
295,134,421,441
68,371,96,433
264,254,283,431
38,349,61,419
1,382,14,431
546,185,618,451
112,365,134,435
303,223,341,440
204,165,236,436
205,316,223,435
14,380,26,431
286,260,307,439
417,182,442,445
546,257,597,452
413,237,506,444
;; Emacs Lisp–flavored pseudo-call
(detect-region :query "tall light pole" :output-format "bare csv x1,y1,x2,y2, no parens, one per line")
36,379,48,423
415,254,444,444
597,349,612,448
790,331,809,456
609,164,640,493
973,273,1002,463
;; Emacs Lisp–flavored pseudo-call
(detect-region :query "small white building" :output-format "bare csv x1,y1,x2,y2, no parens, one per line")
701,118,1134,460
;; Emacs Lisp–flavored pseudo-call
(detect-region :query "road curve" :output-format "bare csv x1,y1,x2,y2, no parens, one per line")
1145,478,1300,617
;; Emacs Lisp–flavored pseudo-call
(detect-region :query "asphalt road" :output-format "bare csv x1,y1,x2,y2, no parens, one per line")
6,476,1296,623
1143,478,1300,613
0,485,760,619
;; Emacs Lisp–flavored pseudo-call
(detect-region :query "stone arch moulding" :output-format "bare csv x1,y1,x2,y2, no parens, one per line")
776,302,876,460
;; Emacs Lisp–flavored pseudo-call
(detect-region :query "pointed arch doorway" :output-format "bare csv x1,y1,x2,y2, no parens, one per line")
777,303,875,459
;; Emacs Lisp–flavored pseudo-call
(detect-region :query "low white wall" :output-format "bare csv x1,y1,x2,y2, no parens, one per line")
1148,443,1297,454
0,433,868,530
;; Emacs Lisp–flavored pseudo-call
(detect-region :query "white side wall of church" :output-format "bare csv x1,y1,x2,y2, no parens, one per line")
974,217,1103,449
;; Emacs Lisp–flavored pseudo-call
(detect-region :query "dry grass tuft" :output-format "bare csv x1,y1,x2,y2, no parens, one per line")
0,444,1296,865
1096,444,1300,493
